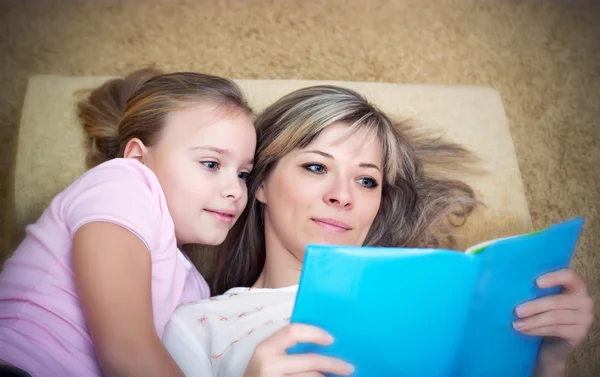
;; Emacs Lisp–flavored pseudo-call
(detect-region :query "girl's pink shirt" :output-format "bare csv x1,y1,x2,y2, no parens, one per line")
0,158,209,376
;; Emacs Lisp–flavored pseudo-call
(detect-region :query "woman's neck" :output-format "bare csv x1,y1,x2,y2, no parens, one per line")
252,210,305,289
252,235,303,289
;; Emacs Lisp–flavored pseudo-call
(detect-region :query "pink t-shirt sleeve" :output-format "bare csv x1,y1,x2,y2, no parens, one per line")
62,160,163,251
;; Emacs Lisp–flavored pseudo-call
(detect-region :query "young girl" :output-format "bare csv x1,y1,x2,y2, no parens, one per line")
161,85,594,377
0,68,257,377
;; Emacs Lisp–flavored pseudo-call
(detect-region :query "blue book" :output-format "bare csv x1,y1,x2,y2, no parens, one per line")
288,217,584,377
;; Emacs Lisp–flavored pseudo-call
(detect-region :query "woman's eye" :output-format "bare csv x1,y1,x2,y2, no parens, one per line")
201,161,219,170
302,163,326,174
359,177,379,189
238,171,249,181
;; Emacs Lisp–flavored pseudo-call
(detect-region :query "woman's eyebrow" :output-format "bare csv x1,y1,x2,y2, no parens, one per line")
359,163,381,172
303,150,381,172
302,150,333,159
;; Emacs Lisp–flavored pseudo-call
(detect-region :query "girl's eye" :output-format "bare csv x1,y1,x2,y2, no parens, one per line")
238,171,249,181
302,163,326,174
359,177,379,189
201,161,219,170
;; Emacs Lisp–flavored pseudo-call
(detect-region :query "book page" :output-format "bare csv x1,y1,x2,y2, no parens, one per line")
464,232,539,255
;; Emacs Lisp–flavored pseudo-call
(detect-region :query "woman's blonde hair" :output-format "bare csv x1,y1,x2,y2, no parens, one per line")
212,85,480,295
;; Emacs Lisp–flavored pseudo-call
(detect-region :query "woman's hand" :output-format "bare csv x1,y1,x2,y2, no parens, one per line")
512,268,594,376
244,323,354,377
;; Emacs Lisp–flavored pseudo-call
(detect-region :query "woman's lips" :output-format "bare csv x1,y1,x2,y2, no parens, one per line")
311,218,352,233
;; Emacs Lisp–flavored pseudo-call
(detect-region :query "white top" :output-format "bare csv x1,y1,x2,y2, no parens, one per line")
162,285,298,377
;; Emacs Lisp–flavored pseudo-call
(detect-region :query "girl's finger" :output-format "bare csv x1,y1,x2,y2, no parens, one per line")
513,309,588,332
516,324,590,346
291,372,326,377
277,354,354,376
537,269,587,295
516,293,593,318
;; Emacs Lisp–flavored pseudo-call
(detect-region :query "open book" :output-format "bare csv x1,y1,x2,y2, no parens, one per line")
288,217,584,377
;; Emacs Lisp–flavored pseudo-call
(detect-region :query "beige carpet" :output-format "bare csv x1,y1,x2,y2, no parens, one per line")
1,0,599,374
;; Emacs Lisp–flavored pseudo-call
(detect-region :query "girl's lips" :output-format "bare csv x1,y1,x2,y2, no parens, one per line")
206,209,235,224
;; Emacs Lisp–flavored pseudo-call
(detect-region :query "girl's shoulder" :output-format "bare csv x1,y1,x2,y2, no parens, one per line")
59,158,166,214
57,158,169,251
71,158,160,191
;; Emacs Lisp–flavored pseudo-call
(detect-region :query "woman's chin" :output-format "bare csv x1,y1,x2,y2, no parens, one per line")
301,237,358,249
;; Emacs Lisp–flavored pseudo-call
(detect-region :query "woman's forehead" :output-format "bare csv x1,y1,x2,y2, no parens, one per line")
295,123,382,163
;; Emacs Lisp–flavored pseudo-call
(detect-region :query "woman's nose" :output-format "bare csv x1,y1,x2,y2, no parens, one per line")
324,182,353,209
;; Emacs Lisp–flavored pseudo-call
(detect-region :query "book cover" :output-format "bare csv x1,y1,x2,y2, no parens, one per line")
288,217,584,377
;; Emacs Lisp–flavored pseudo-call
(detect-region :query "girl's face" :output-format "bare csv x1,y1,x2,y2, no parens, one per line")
256,122,383,260
126,103,256,246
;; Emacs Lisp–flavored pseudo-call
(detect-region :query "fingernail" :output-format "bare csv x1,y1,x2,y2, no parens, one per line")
344,363,355,374
536,276,547,287
326,334,335,344
515,305,526,317
513,320,525,330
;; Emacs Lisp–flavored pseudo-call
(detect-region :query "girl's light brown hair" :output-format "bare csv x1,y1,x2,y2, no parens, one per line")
77,67,253,168
212,85,481,295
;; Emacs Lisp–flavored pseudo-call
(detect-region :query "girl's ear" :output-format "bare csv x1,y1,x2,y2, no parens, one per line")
123,138,149,163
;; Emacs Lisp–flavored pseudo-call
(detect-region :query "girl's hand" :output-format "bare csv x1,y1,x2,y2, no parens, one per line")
512,269,594,370
244,323,354,377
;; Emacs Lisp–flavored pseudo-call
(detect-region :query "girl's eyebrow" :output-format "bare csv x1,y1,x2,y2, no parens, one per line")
192,145,254,165
303,150,381,172
191,145,230,155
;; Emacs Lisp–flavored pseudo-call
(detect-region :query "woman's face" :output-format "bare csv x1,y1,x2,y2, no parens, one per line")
256,122,383,260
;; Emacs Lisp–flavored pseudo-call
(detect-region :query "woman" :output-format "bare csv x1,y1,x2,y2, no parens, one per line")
162,85,594,377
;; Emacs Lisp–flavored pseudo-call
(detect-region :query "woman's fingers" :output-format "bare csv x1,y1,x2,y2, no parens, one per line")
517,324,591,347
512,268,595,356
516,293,594,317
513,309,591,331
247,324,355,377
279,354,354,376
536,269,587,295
255,324,334,357
245,324,355,377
